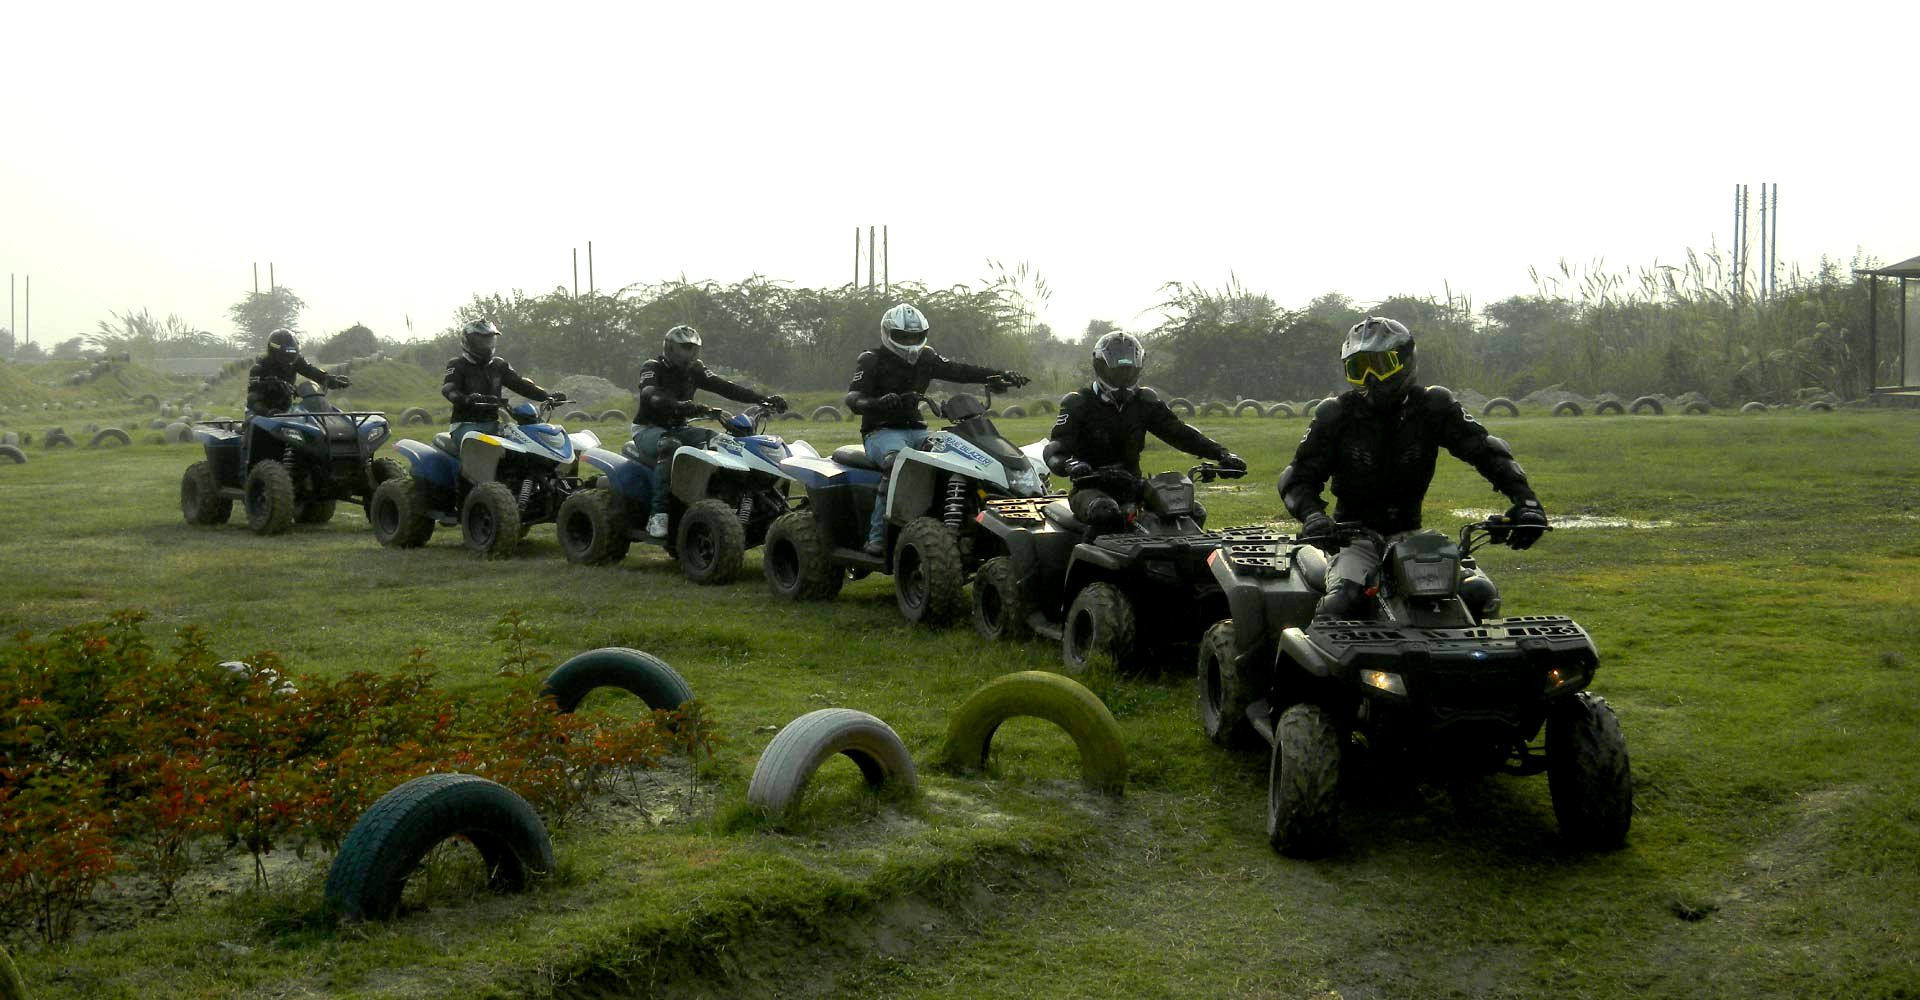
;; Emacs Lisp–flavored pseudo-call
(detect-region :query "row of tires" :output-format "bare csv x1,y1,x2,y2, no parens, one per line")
1163,395,1837,419
321,651,1125,922
0,426,140,464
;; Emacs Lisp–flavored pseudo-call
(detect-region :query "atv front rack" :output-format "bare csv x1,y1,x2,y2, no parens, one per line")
1214,525,1297,577
983,496,1054,525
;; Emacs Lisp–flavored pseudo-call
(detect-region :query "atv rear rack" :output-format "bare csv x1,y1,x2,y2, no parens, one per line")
982,496,1053,525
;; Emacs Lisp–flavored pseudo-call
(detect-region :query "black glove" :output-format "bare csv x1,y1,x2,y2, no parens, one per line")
1216,452,1247,475
1064,459,1095,480
876,392,918,411
324,373,351,390
1299,512,1340,553
1504,499,1548,550
673,399,704,418
1001,370,1030,388
466,393,505,408
762,394,788,413
546,391,569,405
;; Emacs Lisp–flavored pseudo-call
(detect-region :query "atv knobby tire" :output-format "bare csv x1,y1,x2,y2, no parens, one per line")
324,773,553,922
1267,702,1341,857
1196,620,1260,749
763,511,843,601
542,647,694,713
297,499,337,524
87,427,132,448
557,487,630,565
677,498,746,585
970,555,1030,641
1062,581,1136,674
940,670,1128,793
462,481,521,559
894,516,966,625
0,444,25,466
747,708,918,816
1546,692,1633,849
244,460,297,535
180,461,231,525
370,477,435,548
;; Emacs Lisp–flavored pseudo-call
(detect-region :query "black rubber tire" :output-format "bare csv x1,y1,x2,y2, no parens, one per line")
894,516,967,625
1803,400,1834,413
677,498,747,584
1267,703,1341,857
1594,399,1625,416
1547,692,1633,849
557,487,630,565
1062,581,1136,675
400,407,433,426
244,460,297,535
1682,400,1711,415
297,499,337,524
564,409,592,423
180,461,231,525
1167,397,1196,417
370,477,436,548
940,670,1128,793
597,409,628,423
777,410,805,422
1629,395,1665,416
1030,398,1055,415
1266,402,1295,418
810,404,843,422
44,430,74,448
365,456,407,515
87,427,131,448
1552,401,1584,417
138,393,161,408
164,421,193,443
1200,400,1230,417
970,555,1030,641
763,511,843,601
1304,398,1326,418
1482,397,1520,417
542,647,694,713
747,708,918,816
1740,401,1768,414
1233,400,1265,418
1000,404,1027,418
323,773,554,922
462,481,521,559
1196,620,1259,749
0,444,24,466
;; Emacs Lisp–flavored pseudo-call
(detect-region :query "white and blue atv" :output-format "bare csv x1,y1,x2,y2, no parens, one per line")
761,386,1056,626
180,380,396,535
367,399,599,558
556,404,816,585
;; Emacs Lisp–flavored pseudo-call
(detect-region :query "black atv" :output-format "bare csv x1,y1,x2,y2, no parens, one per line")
180,380,398,535
971,462,1244,673
1198,516,1632,856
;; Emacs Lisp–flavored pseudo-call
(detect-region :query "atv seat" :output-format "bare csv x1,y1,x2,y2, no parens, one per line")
1043,500,1089,533
831,445,881,471
432,432,457,455
621,441,644,462
1293,545,1330,593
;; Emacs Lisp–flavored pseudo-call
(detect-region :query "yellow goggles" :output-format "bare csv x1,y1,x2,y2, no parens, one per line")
1344,350,1405,386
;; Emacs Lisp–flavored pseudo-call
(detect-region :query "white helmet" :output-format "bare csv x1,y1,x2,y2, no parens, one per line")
880,303,931,362
663,324,703,371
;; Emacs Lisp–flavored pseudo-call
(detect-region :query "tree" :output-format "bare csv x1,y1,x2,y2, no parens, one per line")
0,328,13,358
52,336,87,360
1080,319,1119,348
315,324,379,362
227,287,307,344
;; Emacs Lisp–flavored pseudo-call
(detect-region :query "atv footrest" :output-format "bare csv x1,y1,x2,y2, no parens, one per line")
831,547,887,571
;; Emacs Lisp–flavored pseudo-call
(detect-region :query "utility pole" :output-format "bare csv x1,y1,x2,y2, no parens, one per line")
23,275,28,346
9,274,14,343
270,262,276,293
587,241,595,297
1769,183,1779,298
1759,183,1768,301
572,248,579,298
883,225,889,293
254,262,260,295
867,226,876,291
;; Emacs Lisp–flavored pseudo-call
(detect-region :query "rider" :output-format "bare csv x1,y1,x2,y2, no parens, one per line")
1044,331,1246,531
844,303,1028,555
1278,316,1548,620
439,319,566,449
632,324,789,538
246,329,350,415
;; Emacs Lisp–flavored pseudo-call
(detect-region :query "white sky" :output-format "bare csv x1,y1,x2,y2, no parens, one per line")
3,1,1914,349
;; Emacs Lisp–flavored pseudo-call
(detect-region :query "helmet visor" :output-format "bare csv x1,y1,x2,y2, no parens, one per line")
1098,360,1141,390
887,326,927,347
1344,349,1405,386
666,341,701,367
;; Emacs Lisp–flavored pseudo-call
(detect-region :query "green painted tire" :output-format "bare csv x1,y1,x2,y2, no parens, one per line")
940,670,1127,794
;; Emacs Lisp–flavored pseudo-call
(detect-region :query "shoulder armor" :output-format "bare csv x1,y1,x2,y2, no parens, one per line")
1422,384,1456,410
1311,396,1343,424
1136,386,1163,405
1059,390,1087,410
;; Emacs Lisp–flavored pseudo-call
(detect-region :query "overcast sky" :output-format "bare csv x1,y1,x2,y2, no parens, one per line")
3,1,1913,350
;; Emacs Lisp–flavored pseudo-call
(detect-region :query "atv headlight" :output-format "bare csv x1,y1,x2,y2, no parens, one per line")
1009,462,1042,497
278,424,311,443
1362,670,1407,697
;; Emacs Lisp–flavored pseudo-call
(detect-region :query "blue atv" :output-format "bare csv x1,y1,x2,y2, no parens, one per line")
180,380,396,535
557,404,817,585
367,399,599,558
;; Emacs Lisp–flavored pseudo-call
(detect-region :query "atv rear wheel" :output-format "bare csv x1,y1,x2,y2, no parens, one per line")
1267,702,1341,857
364,457,407,515
1547,692,1633,849
678,498,746,585
181,460,233,526
894,517,966,626
763,511,842,601
1197,620,1260,749
1062,581,1135,675
557,487,629,565
370,476,434,548
462,481,521,559
970,555,1030,641
297,499,337,524
244,460,297,535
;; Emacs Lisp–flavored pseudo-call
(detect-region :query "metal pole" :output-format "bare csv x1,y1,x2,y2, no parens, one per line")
868,226,875,292
572,248,579,298
23,275,28,346
1731,186,1740,298
1759,183,1768,302
1770,183,1779,297
270,262,276,293
853,228,859,289
587,241,594,297
254,262,259,295
9,274,13,343
1869,278,1879,390
883,225,889,293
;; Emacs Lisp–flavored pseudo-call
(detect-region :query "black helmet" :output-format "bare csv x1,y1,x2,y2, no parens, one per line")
1091,331,1145,406
880,303,931,362
664,324,702,371
462,319,500,362
1340,316,1416,405
266,328,300,359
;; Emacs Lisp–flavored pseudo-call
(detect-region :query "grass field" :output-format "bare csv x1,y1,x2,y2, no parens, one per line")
2,396,1918,999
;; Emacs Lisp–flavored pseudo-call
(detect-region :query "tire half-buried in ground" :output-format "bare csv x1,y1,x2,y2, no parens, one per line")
324,773,554,921
747,708,917,816
940,670,1128,793
542,646,695,714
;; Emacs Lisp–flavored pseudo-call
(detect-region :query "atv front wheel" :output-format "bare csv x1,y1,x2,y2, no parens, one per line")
1268,702,1341,857
763,511,842,601
297,499,337,525
678,498,746,585
557,487,630,566
970,555,1030,641
462,481,522,559
370,477,434,548
243,460,297,535
364,457,407,515
894,517,966,626
1546,692,1633,848
181,460,233,526
1062,581,1135,675
1197,620,1259,749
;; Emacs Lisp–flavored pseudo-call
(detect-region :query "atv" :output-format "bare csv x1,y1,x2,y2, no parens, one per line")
761,382,1053,625
367,398,599,558
180,380,396,535
556,404,817,584
1198,516,1632,856
971,462,1244,673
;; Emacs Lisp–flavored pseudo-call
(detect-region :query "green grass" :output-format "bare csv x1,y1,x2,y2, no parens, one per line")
1,403,1918,998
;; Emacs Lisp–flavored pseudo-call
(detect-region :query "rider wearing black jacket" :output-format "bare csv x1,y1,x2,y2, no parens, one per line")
1044,332,1244,529
246,329,349,414
439,320,563,446
1279,316,1546,618
631,325,788,538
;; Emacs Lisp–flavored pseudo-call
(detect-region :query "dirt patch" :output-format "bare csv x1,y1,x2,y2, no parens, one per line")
1450,508,1675,529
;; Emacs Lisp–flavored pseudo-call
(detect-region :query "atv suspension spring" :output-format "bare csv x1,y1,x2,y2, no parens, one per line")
736,493,753,525
943,479,968,532
517,478,535,511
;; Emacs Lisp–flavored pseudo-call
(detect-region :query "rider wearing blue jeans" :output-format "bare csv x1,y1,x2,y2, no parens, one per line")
843,303,1028,555
441,319,564,447
632,324,788,538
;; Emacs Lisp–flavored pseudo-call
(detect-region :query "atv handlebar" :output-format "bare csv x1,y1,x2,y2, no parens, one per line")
1461,515,1553,555
1188,462,1246,484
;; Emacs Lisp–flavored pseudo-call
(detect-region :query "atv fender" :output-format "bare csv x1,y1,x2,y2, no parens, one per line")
1279,626,1341,680
358,415,393,451
786,439,820,459
783,455,881,491
460,432,512,485
1209,553,1268,659
581,446,653,507
672,441,754,504
1062,543,1129,597
976,509,1040,578
394,438,459,493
